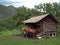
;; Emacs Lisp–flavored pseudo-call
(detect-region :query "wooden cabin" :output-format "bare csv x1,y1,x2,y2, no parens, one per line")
22,14,58,38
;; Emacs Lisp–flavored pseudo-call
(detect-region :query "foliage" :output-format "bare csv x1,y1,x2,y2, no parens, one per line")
0,5,16,31
34,2,60,22
6,6,41,29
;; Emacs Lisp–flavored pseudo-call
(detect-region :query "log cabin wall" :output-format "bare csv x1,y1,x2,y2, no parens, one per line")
37,15,57,35
36,20,43,34
42,16,56,34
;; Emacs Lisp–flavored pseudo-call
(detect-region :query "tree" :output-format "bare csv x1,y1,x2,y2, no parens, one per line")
6,6,40,29
34,2,60,22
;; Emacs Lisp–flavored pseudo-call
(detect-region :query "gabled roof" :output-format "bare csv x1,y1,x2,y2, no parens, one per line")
22,14,58,23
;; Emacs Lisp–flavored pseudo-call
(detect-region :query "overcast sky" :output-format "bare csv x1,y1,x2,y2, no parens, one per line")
0,0,60,8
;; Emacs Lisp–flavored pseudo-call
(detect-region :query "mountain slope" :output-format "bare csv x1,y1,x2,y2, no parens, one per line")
0,5,16,20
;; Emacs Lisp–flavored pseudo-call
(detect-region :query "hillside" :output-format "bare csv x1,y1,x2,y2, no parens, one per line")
0,5,16,20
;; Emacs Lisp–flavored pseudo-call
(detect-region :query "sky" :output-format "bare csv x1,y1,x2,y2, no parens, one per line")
0,0,60,8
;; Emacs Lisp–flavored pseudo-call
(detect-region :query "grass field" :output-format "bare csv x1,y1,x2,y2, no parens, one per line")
0,35,60,45
0,31,60,45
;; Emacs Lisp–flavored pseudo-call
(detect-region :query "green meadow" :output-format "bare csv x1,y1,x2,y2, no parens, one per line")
0,30,60,45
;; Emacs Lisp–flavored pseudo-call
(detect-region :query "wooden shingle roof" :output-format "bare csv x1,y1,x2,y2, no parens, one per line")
22,14,58,23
